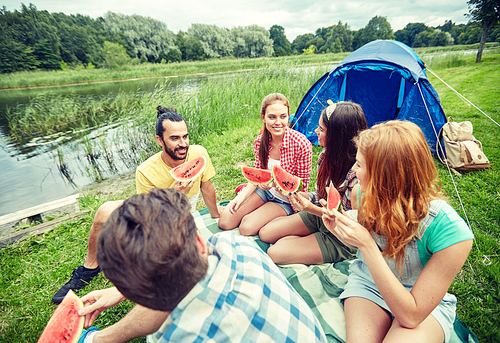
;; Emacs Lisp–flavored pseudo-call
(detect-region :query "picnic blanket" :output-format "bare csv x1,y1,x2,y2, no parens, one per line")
193,204,479,343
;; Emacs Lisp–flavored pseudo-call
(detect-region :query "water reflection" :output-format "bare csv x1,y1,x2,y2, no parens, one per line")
0,76,192,216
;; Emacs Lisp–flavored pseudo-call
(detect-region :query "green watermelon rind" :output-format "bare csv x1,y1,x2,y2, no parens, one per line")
272,164,302,196
327,181,343,215
241,166,273,185
169,155,207,182
37,290,84,343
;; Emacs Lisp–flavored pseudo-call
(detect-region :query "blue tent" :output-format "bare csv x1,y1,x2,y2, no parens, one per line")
292,40,447,154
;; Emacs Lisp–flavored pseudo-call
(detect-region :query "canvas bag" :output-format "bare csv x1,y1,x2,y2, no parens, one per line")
437,117,490,171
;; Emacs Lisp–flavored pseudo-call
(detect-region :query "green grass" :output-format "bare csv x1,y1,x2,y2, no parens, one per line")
428,53,500,342
0,53,499,343
0,52,347,90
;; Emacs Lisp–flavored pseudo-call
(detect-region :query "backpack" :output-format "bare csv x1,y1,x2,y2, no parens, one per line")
437,117,490,171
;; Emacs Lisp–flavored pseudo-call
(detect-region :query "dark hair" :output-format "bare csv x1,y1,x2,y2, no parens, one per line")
96,188,208,311
155,106,185,138
316,101,367,200
259,93,290,169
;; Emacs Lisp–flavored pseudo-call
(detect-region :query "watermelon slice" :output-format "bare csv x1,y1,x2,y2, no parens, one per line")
241,166,273,185
169,155,206,182
37,290,84,343
327,181,343,215
272,164,302,196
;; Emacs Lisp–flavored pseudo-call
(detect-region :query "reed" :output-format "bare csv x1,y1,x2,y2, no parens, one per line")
6,63,329,146
0,52,346,89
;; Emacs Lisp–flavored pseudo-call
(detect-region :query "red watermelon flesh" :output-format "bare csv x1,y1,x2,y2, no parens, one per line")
37,290,84,343
272,164,302,195
169,155,206,182
241,166,272,185
327,181,343,215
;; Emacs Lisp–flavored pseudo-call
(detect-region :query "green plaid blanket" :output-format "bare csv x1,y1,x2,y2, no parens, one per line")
193,204,478,343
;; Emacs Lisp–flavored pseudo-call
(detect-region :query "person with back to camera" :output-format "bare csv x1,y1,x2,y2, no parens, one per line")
321,120,473,343
218,93,313,236
76,188,328,343
51,106,219,303
259,101,368,265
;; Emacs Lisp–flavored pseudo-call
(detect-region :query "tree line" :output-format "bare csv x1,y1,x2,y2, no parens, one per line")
1,3,499,74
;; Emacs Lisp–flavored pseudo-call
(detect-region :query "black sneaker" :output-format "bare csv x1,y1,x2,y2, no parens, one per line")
52,266,101,303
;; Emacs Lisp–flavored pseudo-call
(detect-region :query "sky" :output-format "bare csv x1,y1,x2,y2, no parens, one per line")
1,0,471,41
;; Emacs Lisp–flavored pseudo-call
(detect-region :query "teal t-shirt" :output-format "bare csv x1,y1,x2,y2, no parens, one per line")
417,203,474,268
356,187,474,268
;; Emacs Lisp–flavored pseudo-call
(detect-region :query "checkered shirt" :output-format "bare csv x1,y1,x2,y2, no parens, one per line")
147,232,327,343
253,127,312,192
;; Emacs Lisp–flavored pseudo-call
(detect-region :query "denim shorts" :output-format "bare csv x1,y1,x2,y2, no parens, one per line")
254,188,294,215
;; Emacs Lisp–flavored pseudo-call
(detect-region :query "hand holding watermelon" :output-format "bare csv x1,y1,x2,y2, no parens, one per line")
173,179,195,194
256,181,274,191
288,192,313,212
79,287,126,328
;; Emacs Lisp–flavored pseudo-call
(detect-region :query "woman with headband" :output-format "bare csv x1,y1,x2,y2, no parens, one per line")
259,101,368,265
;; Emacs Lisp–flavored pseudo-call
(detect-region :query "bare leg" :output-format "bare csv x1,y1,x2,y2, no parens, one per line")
218,192,265,231
84,200,123,268
259,213,310,243
93,305,169,343
383,315,444,343
267,234,324,265
344,297,392,343
238,202,287,236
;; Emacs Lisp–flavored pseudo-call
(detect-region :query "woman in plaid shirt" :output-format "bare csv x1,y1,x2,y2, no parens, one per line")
219,93,312,236
259,101,367,265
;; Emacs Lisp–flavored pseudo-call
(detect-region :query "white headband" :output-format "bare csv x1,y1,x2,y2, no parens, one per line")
326,100,336,120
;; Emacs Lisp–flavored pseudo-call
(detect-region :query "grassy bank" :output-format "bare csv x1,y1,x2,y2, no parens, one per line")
0,52,348,90
0,54,499,342
5,61,329,143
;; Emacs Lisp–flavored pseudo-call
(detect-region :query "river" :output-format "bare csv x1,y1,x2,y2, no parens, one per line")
0,75,203,217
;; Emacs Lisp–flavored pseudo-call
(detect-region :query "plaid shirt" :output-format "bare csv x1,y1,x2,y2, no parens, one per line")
148,232,327,343
309,150,358,210
253,127,312,191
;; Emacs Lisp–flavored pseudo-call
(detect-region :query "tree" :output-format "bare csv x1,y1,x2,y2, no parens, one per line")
436,20,454,32
270,25,291,56
292,33,314,54
395,23,428,47
178,32,207,61
322,21,353,53
352,16,394,50
188,24,234,58
304,37,325,52
34,39,60,70
302,45,316,55
230,25,274,58
457,23,481,44
362,16,395,44
352,28,365,50
0,39,38,73
102,41,130,68
467,0,500,62
164,48,182,63
102,12,178,63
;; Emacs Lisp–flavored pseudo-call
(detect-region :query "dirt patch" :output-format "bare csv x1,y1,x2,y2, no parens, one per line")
81,172,135,198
